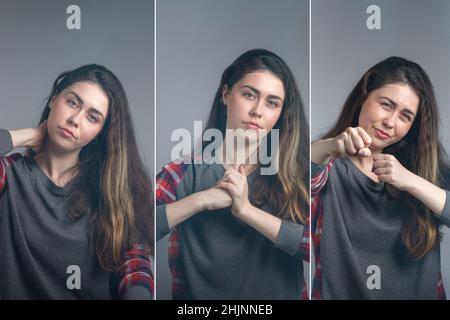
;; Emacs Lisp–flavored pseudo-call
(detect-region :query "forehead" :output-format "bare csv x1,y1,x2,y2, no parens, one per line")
61,81,109,114
235,71,285,99
371,83,419,113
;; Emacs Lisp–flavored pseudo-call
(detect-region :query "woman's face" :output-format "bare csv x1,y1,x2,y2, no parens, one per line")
47,81,109,153
222,70,285,140
358,83,419,152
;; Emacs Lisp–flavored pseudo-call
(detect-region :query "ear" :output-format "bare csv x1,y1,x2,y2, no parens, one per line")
221,84,230,107
49,96,56,109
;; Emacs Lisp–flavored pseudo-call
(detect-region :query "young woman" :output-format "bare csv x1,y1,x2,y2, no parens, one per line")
311,56,450,299
0,64,153,299
156,49,309,300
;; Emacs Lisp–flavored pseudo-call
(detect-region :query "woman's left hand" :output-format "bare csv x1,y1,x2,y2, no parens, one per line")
216,165,252,217
372,154,414,191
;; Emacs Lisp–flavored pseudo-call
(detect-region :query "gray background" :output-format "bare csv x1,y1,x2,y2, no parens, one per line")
311,0,450,297
0,0,155,274
0,0,154,169
156,0,309,299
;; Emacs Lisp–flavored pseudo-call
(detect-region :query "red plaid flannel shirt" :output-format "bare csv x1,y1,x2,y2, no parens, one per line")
1,153,154,299
156,159,191,299
311,157,446,300
156,158,310,299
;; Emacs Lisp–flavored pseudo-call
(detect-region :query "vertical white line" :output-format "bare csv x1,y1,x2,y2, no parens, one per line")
309,0,312,301
153,0,157,301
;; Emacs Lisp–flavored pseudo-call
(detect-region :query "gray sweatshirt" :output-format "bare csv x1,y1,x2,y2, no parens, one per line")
312,157,450,299
0,129,150,299
156,157,305,299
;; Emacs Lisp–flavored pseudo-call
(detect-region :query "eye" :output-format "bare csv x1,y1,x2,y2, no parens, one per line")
399,113,412,123
380,101,393,109
67,99,78,108
87,113,100,123
243,91,256,100
267,100,279,108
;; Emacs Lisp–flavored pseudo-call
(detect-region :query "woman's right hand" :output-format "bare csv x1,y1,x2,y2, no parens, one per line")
311,127,372,165
333,127,372,158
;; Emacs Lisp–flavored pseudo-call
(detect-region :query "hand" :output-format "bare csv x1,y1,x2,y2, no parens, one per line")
216,165,252,217
31,121,48,153
372,154,413,190
333,127,372,158
200,185,232,211
9,121,47,151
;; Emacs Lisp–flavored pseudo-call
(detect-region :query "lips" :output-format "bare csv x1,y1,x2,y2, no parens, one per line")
374,128,391,139
243,121,262,129
59,127,76,139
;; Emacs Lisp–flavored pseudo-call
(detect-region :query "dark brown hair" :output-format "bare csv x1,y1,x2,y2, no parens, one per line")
203,49,309,224
31,64,153,271
322,56,449,259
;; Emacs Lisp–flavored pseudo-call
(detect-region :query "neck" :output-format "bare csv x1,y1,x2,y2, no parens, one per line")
218,134,259,172
34,143,80,187
348,148,383,182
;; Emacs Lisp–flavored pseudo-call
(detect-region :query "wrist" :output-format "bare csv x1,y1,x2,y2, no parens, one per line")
195,190,209,212
401,171,419,193
233,201,254,218
325,138,339,157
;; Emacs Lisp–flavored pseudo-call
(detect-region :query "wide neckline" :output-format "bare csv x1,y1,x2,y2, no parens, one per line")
29,156,74,195
343,157,385,191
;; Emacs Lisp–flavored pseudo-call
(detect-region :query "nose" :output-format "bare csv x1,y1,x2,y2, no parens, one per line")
249,99,263,118
67,111,81,128
381,113,395,129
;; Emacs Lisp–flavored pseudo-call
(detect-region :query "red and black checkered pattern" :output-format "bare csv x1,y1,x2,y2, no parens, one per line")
118,244,154,299
156,159,191,299
0,153,22,194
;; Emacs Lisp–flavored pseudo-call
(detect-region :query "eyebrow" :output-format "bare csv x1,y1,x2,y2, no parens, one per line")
240,85,283,102
67,91,105,119
379,96,416,116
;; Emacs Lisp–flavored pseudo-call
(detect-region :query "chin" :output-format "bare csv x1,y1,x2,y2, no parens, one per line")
49,135,78,153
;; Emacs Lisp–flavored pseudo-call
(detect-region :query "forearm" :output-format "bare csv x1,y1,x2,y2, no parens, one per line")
237,204,304,256
405,173,447,215
8,129,36,148
165,191,206,229
311,138,336,165
237,203,282,243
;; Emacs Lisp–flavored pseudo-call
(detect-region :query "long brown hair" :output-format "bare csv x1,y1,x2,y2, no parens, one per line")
322,56,449,259
30,64,153,271
203,49,309,224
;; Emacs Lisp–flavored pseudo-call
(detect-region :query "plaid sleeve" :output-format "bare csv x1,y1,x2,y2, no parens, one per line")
0,153,23,195
298,223,310,300
294,220,310,262
310,159,336,300
437,272,446,300
156,159,189,205
311,157,336,198
156,159,191,299
117,244,154,300
311,193,323,300
0,157,7,194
